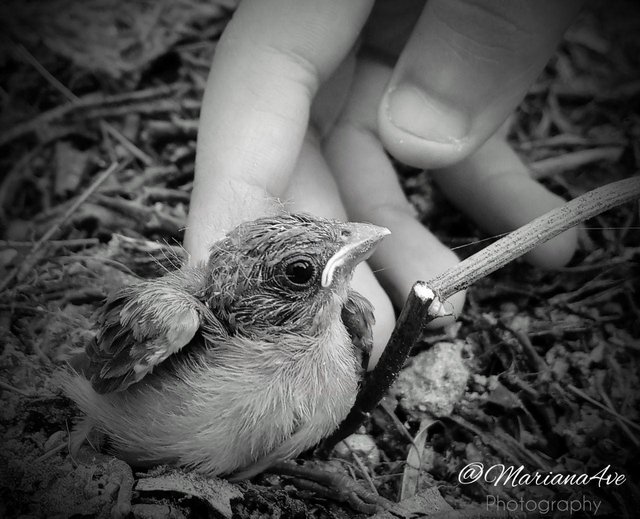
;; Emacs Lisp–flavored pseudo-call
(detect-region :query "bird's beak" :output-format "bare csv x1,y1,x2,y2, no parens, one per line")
321,222,391,288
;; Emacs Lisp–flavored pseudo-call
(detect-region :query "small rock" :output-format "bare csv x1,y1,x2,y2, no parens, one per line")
0,396,17,421
465,442,483,462
44,431,66,452
132,503,185,519
391,341,470,418
0,248,17,267
333,433,380,465
54,141,89,196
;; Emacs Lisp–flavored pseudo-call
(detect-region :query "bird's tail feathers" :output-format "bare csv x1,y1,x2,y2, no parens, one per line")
56,370,108,454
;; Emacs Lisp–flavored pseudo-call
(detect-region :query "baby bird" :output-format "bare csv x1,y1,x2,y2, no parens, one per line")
62,213,389,479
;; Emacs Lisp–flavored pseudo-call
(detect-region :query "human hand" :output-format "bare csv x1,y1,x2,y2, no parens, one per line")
184,0,582,366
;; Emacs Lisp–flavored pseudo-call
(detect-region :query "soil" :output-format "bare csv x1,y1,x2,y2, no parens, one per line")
1,1,639,518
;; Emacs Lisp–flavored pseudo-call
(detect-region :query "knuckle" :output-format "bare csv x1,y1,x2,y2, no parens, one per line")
262,42,322,97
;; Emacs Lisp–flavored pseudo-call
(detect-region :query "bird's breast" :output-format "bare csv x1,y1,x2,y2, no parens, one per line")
193,310,360,461
71,305,362,476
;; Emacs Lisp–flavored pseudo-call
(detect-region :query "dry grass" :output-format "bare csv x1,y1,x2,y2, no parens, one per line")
1,0,638,517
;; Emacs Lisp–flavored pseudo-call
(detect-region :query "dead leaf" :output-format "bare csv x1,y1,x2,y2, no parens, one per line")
136,468,242,519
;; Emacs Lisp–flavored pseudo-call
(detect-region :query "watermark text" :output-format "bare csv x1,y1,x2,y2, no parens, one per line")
486,495,601,515
458,463,625,488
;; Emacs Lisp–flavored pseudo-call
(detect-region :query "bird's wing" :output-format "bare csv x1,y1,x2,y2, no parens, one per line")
84,268,224,394
341,290,375,371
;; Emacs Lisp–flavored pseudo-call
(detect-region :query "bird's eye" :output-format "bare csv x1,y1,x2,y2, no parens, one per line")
283,258,316,288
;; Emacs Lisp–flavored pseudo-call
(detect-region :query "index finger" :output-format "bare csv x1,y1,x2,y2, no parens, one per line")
185,0,373,262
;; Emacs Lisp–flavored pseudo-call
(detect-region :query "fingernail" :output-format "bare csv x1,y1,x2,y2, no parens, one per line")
385,84,471,144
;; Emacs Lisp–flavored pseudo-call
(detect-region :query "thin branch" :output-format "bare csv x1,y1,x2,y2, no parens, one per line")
32,163,125,252
318,284,446,455
14,44,77,102
0,379,35,397
0,161,128,292
102,121,154,166
567,384,640,434
321,176,640,453
430,175,640,303
2,43,176,150
530,146,623,179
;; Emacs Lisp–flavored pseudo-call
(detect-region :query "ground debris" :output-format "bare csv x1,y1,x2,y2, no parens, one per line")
1,0,639,517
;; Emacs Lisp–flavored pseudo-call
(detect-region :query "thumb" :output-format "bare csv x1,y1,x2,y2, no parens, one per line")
377,0,584,168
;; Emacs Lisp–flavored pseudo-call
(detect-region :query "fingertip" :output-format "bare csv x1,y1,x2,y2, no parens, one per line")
183,224,213,266
351,263,395,370
524,225,578,269
428,289,466,330
365,233,468,368
433,136,580,271
376,0,584,169
368,295,395,370
494,176,579,269
378,84,473,169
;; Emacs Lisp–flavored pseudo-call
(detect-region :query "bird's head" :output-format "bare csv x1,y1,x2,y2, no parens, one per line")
205,214,389,336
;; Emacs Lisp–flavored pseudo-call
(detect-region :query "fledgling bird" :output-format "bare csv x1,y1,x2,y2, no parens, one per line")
62,213,389,479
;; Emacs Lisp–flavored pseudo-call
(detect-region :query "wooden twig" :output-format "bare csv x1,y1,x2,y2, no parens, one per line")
34,442,66,463
517,134,626,151
14,44,76,101
32,163,124,251
530,146,623,179
1,43,180,148
102,121,154,166
318,284,447,455
0,145,44,210
0,379,35,397
567,384,640,434
0,238,99,248
320,176,640,453
429,175,640,302
349,451,378,494
595,379,640,448
0,161,127,292
16,43,156,166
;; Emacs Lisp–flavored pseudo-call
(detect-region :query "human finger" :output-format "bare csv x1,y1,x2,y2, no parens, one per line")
431,134,578,268
185,0,374,263
377,0,584,169
325,58,465,325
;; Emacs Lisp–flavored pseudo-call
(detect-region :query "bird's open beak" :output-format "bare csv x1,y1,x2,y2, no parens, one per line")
321,222,391,288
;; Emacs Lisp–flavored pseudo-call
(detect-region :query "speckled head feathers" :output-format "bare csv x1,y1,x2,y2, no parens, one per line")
204,214,389,334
